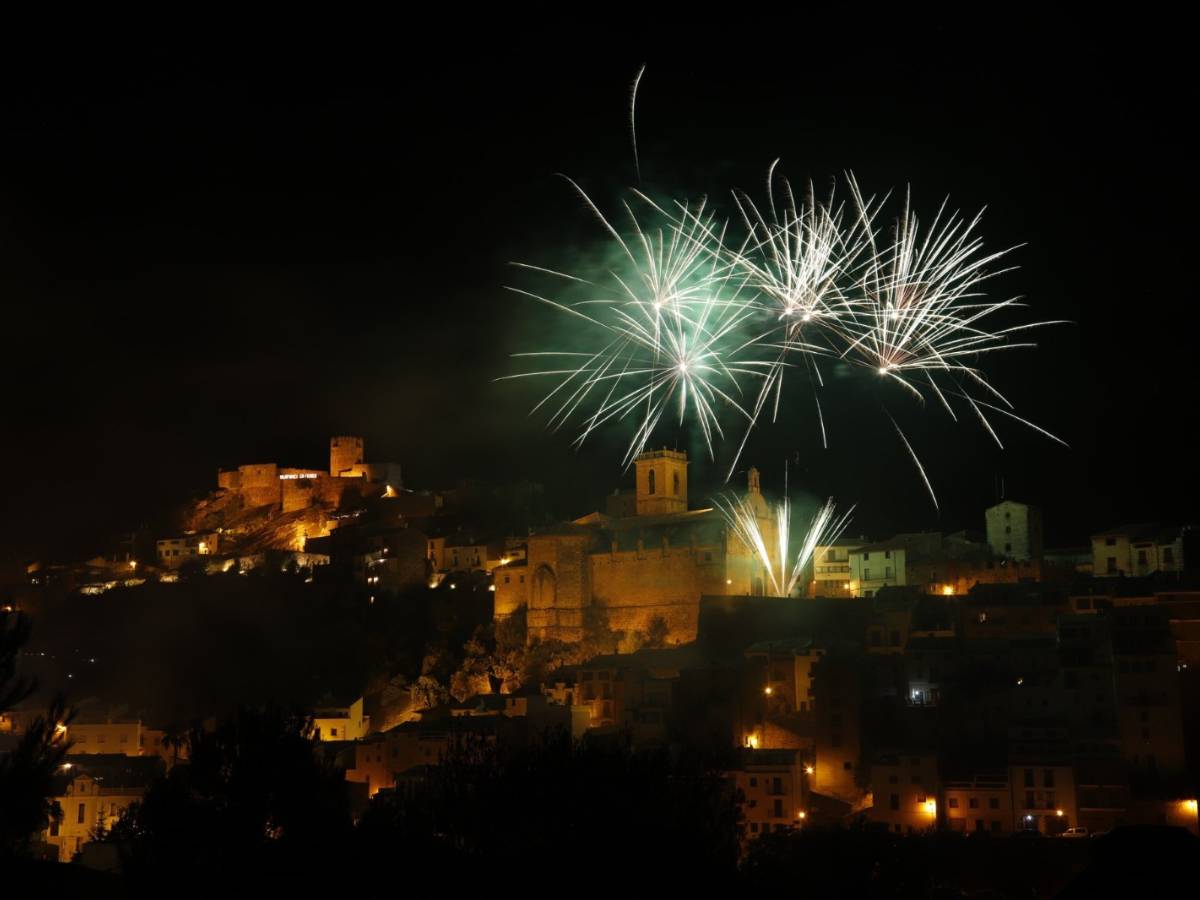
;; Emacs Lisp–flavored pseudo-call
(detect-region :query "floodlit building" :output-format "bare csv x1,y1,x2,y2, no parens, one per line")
494,452,778,645
849,541,907,596
730,748,810,841
155,532,219,568
943,772,1013,835
1091,524,1186,578
313,696,369,743
986,500,1044,562
214,436,402,514
868,752,941,834
809,537,865,597
44,755,163,861
1009,762,1076,835
66,719,157,758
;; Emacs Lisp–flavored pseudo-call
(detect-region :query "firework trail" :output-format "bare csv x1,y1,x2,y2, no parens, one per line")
630,64,645,184
715,489,855,597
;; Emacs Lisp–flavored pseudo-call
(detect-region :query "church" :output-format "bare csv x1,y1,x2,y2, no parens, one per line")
493,448,775,645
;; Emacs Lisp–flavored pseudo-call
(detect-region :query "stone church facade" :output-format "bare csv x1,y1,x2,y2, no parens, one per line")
494,449,775,645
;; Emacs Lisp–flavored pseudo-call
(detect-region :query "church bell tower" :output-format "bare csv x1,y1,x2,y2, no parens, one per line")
634,448,688,516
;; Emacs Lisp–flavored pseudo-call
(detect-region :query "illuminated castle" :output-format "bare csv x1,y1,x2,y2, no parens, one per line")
493,448,775,645
216,436,401,513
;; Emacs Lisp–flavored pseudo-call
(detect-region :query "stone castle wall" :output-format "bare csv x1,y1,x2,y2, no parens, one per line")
519,535,764,645
589,545,727,642
330,436,364,477
525,533,592,642
238,463,280,508
280,470,323,513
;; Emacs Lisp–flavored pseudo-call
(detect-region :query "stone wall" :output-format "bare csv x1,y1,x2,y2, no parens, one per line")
494,563,529,618
590,545,723,643
238,463,280,508
280,469,324,512
329,435,364,477
525,533,592,642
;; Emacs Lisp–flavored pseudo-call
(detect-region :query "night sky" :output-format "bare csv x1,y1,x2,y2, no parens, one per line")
2,27,1195,563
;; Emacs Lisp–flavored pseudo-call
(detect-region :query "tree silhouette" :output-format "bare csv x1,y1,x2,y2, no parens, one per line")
356,731,741,886
0,611,73,856
108,706,351,881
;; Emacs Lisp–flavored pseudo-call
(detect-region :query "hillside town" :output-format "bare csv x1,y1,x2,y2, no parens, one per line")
3,436,1197,872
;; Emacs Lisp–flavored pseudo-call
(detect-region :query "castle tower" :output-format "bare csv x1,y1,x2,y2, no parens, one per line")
330,435,364,478
634,448,688,516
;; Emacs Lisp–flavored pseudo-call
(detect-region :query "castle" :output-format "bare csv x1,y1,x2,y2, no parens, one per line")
216,436,402,514
494,449,776,645
158,437,401,566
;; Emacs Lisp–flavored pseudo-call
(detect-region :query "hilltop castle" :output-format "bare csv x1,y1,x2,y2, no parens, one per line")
216,436,402,513
158,437,401,567
494,449,776,645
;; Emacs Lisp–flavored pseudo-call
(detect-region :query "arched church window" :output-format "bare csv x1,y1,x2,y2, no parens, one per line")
673,472,680,495
648,470,656,495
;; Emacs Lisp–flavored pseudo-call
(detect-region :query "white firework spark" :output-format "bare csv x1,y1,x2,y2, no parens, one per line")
732,164,875,332
839,179,1062,403
506,156,1064,505
502,187,769,466
715,489,854,597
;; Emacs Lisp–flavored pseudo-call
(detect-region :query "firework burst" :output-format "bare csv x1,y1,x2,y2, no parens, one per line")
501,188,771,466
504,97,1063,504
715,489,854,597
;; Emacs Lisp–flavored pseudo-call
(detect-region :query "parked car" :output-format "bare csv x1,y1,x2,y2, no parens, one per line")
1061,827,1090,838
